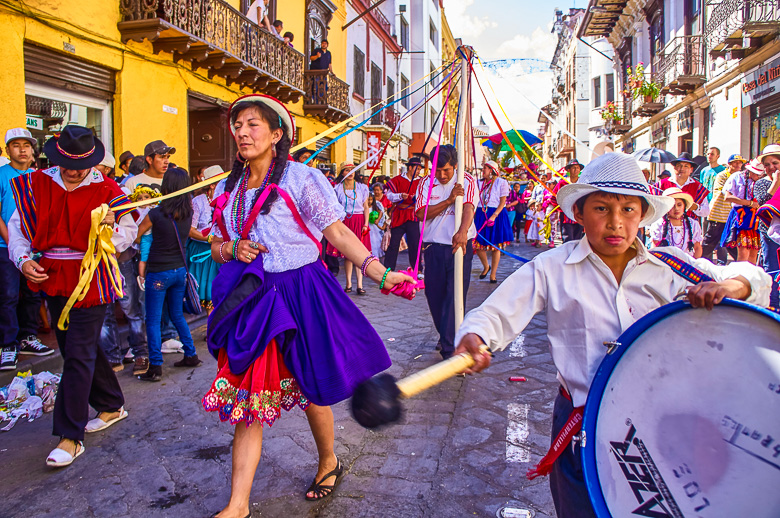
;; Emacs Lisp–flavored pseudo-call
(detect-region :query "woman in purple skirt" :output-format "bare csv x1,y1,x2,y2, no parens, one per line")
204,94,414,518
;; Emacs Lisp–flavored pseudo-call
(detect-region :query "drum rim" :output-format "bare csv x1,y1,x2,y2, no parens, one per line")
581,298,780,518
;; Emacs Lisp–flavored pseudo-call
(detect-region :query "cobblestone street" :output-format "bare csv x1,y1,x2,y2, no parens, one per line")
0,242,560,518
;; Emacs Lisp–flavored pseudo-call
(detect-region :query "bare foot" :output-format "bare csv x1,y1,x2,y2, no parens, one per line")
305,454,339,499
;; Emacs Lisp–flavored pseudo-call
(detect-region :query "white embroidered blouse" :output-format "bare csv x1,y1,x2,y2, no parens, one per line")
210,161,345,272
191,194,213,233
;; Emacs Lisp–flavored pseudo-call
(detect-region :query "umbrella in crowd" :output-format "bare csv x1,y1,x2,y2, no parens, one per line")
632,147,677,163
481,130,542,152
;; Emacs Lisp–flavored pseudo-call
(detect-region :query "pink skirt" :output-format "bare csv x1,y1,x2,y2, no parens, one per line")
327,213,371,258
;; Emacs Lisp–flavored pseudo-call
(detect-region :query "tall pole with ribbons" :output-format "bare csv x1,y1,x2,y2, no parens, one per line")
454,43,472,330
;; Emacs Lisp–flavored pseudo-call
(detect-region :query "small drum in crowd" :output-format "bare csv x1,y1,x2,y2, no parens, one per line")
582,300,780,518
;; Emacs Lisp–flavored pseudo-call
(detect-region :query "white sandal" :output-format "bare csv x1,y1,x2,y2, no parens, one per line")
85,407,128,433
46,441,85,468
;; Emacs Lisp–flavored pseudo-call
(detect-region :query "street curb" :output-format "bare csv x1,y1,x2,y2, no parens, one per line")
0,312,209,386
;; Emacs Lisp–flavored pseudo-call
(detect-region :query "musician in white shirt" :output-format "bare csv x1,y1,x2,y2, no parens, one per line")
454,152,771,518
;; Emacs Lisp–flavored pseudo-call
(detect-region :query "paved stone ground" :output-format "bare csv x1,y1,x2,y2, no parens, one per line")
0,241,560,518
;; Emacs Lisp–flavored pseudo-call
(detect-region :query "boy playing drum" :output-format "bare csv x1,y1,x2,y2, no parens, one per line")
453,152,771,517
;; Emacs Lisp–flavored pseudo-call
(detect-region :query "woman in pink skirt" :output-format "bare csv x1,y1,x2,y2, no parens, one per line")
327,162,371,294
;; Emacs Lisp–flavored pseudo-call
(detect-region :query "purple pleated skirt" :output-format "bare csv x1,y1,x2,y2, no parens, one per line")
207,257,390,407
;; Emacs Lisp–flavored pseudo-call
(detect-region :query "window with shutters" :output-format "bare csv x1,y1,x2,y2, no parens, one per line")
606,74,614,103
353,47,365,98
400,16,409,49
592,77,601,108
429,18,438,49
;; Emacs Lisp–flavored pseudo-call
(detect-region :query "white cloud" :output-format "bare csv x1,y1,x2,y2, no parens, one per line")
495,26,557,61
445,0,499,39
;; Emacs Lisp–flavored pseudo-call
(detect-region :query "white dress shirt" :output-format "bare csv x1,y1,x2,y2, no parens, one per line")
8,167,139,267
455,238,771,407
415,173,477,244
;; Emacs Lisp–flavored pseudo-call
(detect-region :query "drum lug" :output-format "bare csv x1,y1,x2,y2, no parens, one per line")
603,341,621,354
572,431,586,450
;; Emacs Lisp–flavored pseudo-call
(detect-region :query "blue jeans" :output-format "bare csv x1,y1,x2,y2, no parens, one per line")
99,258,148,362
761,234,779,307
145,267,195,366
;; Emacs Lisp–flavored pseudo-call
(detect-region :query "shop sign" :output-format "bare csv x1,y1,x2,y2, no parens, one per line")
26,115,43,131
366,131,381,170
622,139,635,154
651,120,669,143
741,56,780,107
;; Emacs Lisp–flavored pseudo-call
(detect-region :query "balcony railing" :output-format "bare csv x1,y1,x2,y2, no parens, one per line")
303,70,351,124
555,135,575,157
600,99,633,135
368,99,400,128
354,0,393,37
651,35,706,95
705,0,780,58
118,0,304,102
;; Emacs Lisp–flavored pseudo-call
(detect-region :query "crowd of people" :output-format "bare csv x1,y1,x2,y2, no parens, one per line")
0,86,779,517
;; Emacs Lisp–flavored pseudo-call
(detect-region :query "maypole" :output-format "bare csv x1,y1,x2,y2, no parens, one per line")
454,42,472,329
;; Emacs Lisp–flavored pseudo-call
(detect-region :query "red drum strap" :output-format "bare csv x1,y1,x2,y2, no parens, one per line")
527,387,584,480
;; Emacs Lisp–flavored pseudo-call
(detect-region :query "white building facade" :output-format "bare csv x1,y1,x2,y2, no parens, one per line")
344,0,409,178
578,0,780,177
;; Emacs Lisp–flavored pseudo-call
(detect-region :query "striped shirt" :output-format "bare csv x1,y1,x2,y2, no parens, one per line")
708,170,734,223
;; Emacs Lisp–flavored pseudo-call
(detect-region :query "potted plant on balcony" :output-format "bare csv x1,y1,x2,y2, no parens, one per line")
600,101,623,123
626,63,661,103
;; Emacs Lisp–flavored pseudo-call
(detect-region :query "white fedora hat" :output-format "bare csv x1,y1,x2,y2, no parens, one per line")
202,165,225,180
757,143,780,162
557,151,675,227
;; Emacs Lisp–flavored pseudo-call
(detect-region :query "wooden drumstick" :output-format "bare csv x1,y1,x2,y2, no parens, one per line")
351,346,489,428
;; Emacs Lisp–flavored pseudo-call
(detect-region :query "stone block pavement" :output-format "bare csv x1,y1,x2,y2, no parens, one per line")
0,241,561,518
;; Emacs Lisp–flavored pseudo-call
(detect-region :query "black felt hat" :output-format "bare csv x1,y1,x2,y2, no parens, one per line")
671,152,697,167
43,125,105,170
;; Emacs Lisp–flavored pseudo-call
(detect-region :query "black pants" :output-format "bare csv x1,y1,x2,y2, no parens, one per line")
423,242,473,355
550,392,597,518
0,247,41,348
701,220,737,263
47,296,124,441
384,220,421,271
561,222,584,243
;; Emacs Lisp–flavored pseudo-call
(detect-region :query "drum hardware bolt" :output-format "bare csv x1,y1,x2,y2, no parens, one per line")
572,431,586,448
603,341,621,354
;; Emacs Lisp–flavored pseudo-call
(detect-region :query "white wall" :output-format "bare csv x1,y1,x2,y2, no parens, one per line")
408,0,442,137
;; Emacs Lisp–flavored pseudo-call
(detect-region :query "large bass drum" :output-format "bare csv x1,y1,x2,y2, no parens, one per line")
582,300,780,518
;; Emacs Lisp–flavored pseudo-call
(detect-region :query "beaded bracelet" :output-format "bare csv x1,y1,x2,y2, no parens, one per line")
379,267,391,290
360,254,377,276
232,239,240,259
219,242,229,263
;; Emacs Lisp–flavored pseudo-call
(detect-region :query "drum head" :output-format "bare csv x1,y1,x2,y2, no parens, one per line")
582,300,780,518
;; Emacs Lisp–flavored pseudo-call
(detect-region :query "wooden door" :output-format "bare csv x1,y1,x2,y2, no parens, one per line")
188,103,234,174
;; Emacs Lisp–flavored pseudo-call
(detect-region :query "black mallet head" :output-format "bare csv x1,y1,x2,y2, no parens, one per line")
351,373,403,428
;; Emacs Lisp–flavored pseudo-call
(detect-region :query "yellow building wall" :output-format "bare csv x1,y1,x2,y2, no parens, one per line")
1,0,348,168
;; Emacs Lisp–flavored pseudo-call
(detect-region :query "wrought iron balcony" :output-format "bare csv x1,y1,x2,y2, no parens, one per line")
651,35,706,96
353,0,393,37
364,99,401,140
631,93,664,118
599,100,632,136
118,0,304,102
303,70,351,124
555,135,575,157
705,0,780,59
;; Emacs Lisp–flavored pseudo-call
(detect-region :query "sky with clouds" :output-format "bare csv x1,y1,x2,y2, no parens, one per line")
444,0,588,140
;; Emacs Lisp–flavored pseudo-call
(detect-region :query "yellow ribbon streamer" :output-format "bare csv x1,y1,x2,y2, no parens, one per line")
57,204,124,330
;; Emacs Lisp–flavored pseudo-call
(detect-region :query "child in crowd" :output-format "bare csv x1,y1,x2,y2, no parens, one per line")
525,201,540,246
454,152,770,518
130,186,160,290
649,187,703,258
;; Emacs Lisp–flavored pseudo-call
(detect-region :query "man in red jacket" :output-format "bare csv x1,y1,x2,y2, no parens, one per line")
384,156,423,274
658,152,709,218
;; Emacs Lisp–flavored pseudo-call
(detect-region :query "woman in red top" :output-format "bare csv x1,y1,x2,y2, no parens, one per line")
8,126,138,468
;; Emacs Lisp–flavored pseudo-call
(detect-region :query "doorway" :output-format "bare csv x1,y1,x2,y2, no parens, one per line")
188,94,235,174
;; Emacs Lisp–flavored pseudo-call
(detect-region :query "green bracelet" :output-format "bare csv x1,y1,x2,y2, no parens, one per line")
379,267,391,290
232,239,240,259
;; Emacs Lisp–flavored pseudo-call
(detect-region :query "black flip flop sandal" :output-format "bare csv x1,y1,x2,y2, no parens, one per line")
305,458,344,501
344,287,352,293
356,288,366,295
